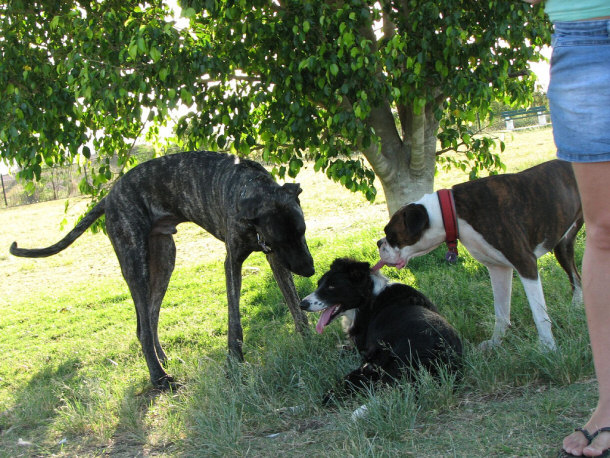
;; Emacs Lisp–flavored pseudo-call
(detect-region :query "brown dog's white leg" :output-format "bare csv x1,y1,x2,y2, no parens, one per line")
480,265,513,351
520,275,556,351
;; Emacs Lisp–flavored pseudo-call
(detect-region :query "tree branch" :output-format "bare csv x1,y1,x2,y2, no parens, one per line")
435,125,495,156
362,100,404,182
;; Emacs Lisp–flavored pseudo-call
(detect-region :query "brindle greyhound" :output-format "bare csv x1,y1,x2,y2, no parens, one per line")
10,150,315,389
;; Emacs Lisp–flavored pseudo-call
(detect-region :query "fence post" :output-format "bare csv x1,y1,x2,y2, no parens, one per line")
1,174,7,207
51,167,57,200
537,113,548,126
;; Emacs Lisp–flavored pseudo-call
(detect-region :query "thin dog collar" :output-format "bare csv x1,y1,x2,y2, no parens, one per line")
437,189,459,263
257,233,272,254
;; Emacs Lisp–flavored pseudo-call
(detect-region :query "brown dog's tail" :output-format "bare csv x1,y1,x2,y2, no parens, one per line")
10,198,107,258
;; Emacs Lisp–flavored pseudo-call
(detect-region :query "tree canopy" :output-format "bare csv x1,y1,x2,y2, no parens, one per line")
0,0,550,214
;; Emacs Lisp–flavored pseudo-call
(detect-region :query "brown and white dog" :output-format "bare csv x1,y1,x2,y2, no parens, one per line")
377,160,583,350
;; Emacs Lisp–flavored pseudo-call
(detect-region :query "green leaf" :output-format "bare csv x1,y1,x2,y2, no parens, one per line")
217,135,226,149
181,88,193,105
25,181,36,195
413,97,426,114
149,47,162,63
182,7,196,18
137,37,147,54
128,43,138,60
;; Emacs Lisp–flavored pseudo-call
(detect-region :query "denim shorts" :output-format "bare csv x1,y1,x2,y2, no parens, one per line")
548,20,610,163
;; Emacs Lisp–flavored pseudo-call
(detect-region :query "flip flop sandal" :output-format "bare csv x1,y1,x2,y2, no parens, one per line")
589,427,610,458
558,428,596,457
577,427,597,444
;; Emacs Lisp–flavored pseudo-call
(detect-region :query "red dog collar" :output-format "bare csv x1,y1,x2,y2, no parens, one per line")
437,189,459,263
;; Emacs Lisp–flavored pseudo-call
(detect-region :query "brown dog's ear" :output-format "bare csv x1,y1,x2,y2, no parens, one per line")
404,204,430,236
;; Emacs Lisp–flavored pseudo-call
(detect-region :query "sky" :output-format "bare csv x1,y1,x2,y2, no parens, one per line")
530,46,552,91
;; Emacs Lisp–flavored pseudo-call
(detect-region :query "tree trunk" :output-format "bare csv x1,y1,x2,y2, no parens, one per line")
378,164,435,216
363,103,440,216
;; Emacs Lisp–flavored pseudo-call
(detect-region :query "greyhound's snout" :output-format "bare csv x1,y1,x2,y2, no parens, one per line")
377,238,385,248
293,261,315,278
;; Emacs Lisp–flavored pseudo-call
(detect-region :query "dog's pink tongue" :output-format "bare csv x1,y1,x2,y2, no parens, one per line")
316,305,339,334
373,259,406,270
371,260,386,271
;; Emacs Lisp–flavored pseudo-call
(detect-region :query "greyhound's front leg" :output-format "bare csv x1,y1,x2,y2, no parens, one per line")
266,252,309,334
225,250,246,361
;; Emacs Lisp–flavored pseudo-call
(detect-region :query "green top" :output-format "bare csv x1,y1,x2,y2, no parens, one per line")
545,0,610,23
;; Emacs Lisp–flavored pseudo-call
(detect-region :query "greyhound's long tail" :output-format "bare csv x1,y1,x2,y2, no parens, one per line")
10,198,107,258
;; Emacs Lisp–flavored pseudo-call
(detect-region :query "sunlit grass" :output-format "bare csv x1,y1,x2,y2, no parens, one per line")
0,127,594,456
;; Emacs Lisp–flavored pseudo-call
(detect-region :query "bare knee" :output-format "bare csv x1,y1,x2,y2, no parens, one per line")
585,222,610,252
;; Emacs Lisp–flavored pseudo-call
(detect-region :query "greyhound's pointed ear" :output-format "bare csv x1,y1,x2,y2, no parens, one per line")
404,204,430,235
281,183,302,197
237,198,262,222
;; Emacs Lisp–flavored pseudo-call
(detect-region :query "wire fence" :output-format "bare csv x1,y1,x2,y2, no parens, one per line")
1,164,83,208
1,146,158,208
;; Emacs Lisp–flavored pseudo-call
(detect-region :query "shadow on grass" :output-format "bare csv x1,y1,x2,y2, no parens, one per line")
0,358,83,455
0,227,591,456
0,354,180,456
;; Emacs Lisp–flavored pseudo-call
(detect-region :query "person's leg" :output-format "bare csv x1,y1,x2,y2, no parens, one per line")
562,161,610,457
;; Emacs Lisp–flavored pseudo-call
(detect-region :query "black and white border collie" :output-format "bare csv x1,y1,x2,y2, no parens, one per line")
300,258,462,399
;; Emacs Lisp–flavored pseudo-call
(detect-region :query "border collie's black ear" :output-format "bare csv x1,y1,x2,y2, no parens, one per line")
349,262,370,283
329,258,370,282
404,204,429,235
330,258,352,272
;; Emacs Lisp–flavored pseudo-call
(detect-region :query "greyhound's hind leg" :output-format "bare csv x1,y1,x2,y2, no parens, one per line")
148,233,177,364
108,222,175,389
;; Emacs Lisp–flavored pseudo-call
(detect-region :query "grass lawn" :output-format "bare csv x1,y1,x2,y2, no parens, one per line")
0,127,596,457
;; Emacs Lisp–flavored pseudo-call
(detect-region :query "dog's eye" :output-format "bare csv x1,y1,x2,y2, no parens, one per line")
327,285,335,290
